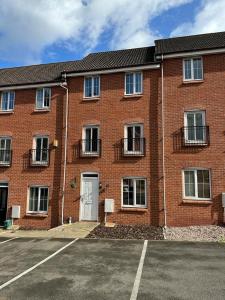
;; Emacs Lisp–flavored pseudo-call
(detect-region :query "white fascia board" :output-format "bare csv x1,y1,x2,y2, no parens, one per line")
66,64,160,77
156,48,225,59
0,82,61,91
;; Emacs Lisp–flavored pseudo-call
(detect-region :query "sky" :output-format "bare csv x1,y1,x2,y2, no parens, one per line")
0,0,225,68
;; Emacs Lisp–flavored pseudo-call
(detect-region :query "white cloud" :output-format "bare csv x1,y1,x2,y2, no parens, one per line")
0,0,191,65
171,0,225,37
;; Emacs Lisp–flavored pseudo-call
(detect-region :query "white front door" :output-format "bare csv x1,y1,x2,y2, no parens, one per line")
80,175,98,221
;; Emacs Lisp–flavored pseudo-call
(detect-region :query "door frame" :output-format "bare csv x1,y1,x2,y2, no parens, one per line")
0,182,8,226
79,172,99,221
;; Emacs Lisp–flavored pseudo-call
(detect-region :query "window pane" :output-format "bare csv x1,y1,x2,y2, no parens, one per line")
39,188,48,212
2,92,9,110
197,170,210,198
123,179,134,205
92,128,98,152
29,187,38,211
187,114,195,140
42,138,48,162
85,128,91,152
127,127,133,151
135,73,142,93
36,89,43,108
9,92,15,110
184,171,195,197
85,78,92,97
93,77,99,96
126,73,134,94
184,60,192,80
195,112,204,140
193,58,203,80
44,88,50,107
136,180,146,205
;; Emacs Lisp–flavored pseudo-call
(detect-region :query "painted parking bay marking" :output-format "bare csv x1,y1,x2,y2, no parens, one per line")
0,238,78,290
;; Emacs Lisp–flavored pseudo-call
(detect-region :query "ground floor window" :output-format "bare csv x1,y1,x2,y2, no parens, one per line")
122,178,146,207
183,169,211,200
28,186,49,213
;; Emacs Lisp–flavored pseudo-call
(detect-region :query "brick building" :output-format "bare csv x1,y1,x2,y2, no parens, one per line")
0,31,225,228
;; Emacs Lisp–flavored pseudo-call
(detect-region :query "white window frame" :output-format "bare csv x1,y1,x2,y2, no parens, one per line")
35,87,51,110
121,177,147,208
83,75,100,98
0,91,15,112
82,125,100,155
0,137,11,165
182,168,211,200
124,72,143,95
124,123,144,154
183,57,203,81
32,136,49,164
184,110,206,144
27,186,49,214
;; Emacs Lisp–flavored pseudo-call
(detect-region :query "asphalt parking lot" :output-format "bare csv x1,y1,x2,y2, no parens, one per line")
0,237,224,300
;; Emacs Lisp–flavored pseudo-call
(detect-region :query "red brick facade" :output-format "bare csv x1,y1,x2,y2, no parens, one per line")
0,52,225,228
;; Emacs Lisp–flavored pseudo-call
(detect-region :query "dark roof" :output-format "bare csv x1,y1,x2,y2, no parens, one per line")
68,46,156,73
155,31,225,55
0,61,81,87
0,46,156,87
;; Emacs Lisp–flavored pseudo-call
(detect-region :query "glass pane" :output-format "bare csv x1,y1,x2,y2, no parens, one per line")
123,179,134,205
85,78,92,97
126,73,134,94
184,171,195,197
92,128,98,152
93,77,99,96
197,170,210,198
85,128,91,152
193,58,203,80
127,127,133,151
136,180,145,205
35,138,42,161
135,72,142,93
39,188,48,212
184,60,192,80
9,92,15,110
36,89,43,108
2,92,9,110
187,114,195,140
29,187,38,211
44,88,50,107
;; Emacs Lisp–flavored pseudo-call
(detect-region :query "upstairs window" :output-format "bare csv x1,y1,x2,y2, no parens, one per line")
183,169,211,200
183,58,203,81
84,76,100,98
0,91,15,112
32,136,49,165
125,72,142,95
36,88,51,109
0,137,11,165
82,126,100,155
184,111,206,143
124,124,144,155
28,186,49,213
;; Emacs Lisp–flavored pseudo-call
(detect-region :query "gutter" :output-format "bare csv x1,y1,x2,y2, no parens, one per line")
0,81,61,91
60,73,69,225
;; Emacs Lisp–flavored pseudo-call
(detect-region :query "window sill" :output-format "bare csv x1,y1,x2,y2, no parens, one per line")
123,94,143,99
33,109,50,112
120,207,147,212
182,199,212,205
182,80,204,84
0,163,11,167
26,213,48,218
83,97,100,101
0,110,14,114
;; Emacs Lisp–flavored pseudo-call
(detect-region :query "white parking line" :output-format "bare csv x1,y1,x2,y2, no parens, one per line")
0,237,18,244
130,240,148,300
0,238,78,290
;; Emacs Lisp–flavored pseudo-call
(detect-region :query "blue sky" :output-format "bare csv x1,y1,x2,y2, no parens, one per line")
0,0,224,68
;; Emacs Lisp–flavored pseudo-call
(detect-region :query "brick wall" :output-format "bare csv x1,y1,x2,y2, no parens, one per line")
163,53,225,226
0,86,65,229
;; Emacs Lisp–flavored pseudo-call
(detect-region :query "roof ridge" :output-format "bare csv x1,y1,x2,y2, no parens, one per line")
85,46,154,57
155,31,225,42
0,59,81,72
